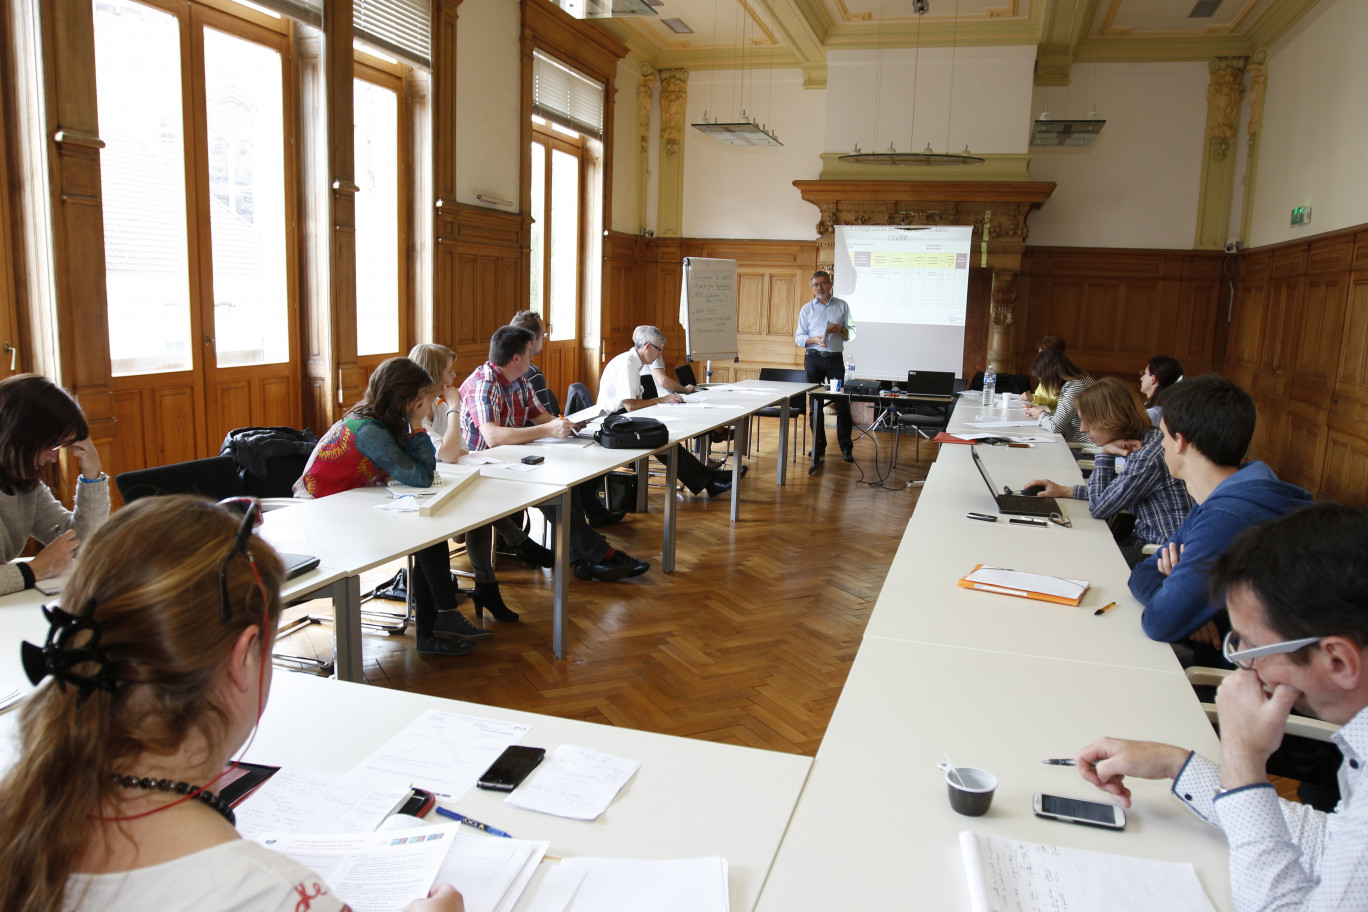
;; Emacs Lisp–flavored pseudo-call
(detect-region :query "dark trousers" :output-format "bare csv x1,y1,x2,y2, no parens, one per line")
410,542,458,635
538,486,611,563
659,444,715,494
805,349,852,456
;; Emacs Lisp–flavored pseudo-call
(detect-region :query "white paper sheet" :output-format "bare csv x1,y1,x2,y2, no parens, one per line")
258,824,460,912
458,454,504,465
235,768,412,840
518,864,588,912
504,745,640,820
435,833,548,912
350,710,531,799
552,857,729,912
959,831,1215,912
966,419,1043,428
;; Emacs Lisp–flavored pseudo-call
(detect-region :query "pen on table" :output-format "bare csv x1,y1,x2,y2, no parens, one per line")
1093,601,1117,617
1041,759,1077,767
433,806,513,838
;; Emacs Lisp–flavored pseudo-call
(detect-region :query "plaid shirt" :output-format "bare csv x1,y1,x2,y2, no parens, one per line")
1071,426,1193,544
459,361,546,451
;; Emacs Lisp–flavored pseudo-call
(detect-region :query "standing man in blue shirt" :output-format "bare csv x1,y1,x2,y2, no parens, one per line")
795,270,854,467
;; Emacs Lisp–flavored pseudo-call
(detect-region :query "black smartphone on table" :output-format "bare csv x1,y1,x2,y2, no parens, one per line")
477,745,546,791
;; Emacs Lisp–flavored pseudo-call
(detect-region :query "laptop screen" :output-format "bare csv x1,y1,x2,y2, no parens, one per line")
971,447,1004,500
905,370,956,396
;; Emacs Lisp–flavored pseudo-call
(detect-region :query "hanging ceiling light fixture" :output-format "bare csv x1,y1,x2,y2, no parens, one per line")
551,0,658,19
840,0,983,166
691,0,781,146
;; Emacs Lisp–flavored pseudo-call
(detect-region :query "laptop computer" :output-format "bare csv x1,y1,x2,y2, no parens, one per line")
904,370,956,398
970,446,1060,517
277,551,320,579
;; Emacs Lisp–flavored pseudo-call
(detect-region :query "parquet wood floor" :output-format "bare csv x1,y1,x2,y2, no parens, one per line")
278,423,931,757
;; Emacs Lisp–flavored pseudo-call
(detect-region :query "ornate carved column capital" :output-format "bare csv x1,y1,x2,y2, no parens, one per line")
636,71,653,157
658,67,688,160
1206,56,1247,162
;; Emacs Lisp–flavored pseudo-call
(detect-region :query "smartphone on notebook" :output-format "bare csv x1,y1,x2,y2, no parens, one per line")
1033,793,1126,830
477,746,546,792
394,787,436,818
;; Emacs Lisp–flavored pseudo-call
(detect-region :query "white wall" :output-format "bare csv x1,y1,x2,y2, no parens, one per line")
1026,61,1209,249
1248,0,1368,247
455,0,521,206
680,69,825,239
825,46,1036,156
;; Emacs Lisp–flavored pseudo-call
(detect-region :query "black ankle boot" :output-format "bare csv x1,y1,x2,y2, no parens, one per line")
472,582,519,623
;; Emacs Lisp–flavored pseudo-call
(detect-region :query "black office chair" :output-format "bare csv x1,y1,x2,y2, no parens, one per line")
749,368,807,462
115,456,246,504
967,371,1033,394
565,382,593,416
675,363,699,388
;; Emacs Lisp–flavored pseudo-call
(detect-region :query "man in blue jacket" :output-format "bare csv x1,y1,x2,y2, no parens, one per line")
1129,374,1312,662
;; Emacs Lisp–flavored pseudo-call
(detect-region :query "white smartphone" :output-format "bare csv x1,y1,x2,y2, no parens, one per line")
1033,793,1126,830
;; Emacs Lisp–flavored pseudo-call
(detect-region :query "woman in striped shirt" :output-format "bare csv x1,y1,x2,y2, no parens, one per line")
1022,349,1094,443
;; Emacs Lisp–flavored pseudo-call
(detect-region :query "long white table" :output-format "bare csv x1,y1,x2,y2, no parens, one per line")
248,673,812,911
757,395,1234,911
755,638,1232,911
260,471,571,675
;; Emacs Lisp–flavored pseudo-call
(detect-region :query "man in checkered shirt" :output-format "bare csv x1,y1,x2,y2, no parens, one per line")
459,326,648,582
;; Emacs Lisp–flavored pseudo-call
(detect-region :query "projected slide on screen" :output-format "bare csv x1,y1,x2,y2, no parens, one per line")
835,224,973,380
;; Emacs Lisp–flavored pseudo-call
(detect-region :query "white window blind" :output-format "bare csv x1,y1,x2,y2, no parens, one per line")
532,50,605,139
354,0,431,69
246,0,322,27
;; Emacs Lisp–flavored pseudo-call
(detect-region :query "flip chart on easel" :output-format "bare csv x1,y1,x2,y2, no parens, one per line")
678,257,739,363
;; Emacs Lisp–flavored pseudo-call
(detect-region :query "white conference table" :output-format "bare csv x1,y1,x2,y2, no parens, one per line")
754,637,1233,911
260,470,572,675
249,672,814,912
871,441,1185,674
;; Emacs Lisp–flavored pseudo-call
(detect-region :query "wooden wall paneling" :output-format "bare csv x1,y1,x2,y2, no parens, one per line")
766,273,798,341
1174,257,1223,374
214,380,253,446
736,271,765,335
1278,397,1329,493
1247,391,1286,466
1333,270,1368,427
1321,428,1368,506
110,391,148,483
964,267,991,380
153,384,201,465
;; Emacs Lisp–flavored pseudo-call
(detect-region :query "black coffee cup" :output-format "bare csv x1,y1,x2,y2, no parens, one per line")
945,766,997,817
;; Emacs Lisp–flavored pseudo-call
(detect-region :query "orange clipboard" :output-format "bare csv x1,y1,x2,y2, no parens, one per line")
957,563,1090,607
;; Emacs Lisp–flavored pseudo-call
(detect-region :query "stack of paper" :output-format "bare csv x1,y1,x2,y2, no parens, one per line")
959,831,1215,912
522,857,729,912
958,565,1090,606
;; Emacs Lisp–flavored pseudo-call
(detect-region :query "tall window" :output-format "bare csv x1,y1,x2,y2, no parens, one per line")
529,51,604,343
354,69,402,356
93,0,292,375
529,120,585,342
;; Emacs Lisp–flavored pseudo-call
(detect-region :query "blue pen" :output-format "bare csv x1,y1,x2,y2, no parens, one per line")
434,806,513,838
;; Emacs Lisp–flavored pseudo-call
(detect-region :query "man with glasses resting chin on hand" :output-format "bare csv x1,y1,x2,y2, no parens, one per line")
1075,504,1368,912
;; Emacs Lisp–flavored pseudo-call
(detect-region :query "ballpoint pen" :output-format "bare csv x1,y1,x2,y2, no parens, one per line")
434,806,513,838
1093,601,1117,616
1041,759,1077,766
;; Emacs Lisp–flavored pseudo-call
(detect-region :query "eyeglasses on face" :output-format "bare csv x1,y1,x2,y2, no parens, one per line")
217,497,263,624
1222,629,1323,670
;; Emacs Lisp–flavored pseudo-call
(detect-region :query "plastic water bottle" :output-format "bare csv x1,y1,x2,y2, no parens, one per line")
981,365,997,407
844,361,855,388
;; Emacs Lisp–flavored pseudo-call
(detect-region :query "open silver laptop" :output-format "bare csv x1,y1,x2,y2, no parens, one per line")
970,446,1060,517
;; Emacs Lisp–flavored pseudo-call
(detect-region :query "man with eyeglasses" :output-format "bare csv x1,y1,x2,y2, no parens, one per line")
794,269,854,466
1076,504,1368,911
597,326,740,499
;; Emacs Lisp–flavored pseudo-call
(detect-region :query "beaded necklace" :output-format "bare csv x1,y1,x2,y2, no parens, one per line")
110,774,236,826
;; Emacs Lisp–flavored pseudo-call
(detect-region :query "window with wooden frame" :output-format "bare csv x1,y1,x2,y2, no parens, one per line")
529,117,589,346
92,0,302,462
353,50,409,362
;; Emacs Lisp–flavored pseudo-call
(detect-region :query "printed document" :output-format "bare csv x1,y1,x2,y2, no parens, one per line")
504,744,640,820
351,710,531,799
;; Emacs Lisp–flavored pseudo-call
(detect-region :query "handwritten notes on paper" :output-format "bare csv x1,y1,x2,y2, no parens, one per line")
352,710,531,799
680,258,739,362
959,831,1216,912
504,745,640,820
